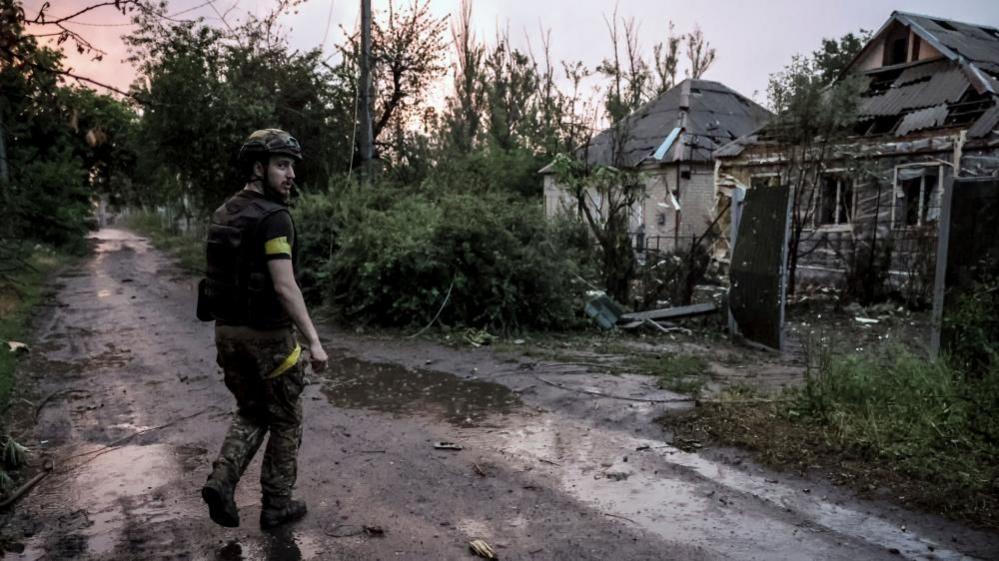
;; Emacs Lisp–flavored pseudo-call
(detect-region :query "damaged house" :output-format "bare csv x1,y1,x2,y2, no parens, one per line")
541,78,770,255
716,11,999,298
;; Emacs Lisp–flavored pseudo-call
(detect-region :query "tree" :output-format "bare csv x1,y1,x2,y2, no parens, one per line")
650,21,682,96
685,25,715,79
339,0,448,164
765,32,867,293
0,0,140,256
813,30,871,84
125,1,354,214
1,0,142,96
551,154,642,304
597,13,717,123
441,0,486,154
597,9,650,123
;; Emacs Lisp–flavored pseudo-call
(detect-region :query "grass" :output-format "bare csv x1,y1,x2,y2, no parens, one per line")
624,353,710,395
121,211,204,274
662,340,999,529
0,247,69,409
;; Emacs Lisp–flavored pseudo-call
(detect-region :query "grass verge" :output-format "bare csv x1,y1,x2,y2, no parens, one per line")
0,247,69,409
661,342,999,529
121,211,204,274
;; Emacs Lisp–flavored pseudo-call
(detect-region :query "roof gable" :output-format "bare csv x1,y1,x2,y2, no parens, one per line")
846,11,999,94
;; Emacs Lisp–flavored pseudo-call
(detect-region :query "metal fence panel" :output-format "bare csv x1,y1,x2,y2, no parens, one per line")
729,185,792,351
932,177,999,354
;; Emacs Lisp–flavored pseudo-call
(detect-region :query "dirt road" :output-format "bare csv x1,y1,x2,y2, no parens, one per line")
3,229,997,560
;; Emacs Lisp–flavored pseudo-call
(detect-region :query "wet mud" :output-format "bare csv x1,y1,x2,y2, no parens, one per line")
319,356,523,427
2,228,997,561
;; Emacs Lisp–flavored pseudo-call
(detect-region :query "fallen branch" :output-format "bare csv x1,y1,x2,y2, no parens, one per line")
408,279,454,339
0,458,54,510
56,407,211,473
33,388,92,422
602,512,639,525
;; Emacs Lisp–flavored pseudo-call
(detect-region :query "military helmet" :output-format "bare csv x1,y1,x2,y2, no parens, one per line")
238,129,303,163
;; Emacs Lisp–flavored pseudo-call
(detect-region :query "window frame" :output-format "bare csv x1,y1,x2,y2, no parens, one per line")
813,169,856,231
891,163,944,228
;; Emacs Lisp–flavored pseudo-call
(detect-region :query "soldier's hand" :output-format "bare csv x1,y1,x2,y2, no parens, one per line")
308,344,328,373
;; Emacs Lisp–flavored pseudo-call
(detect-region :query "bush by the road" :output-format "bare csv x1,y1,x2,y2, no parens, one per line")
294,179,594,332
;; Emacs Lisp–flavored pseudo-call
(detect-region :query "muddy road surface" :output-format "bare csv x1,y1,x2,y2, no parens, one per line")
4,228,997,561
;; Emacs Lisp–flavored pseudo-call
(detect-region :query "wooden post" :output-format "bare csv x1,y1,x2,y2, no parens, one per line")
357,0,375,184
929,174,955,357
727,187,745,338
777,184,793,352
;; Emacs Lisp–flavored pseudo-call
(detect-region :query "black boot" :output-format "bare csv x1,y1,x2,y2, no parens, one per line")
260,496,307,529
202,478,240,528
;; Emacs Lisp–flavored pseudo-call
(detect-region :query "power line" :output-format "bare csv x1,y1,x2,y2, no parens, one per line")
320,0,336,52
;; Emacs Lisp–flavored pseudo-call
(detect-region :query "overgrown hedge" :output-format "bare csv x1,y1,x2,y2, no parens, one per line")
293,178,594,332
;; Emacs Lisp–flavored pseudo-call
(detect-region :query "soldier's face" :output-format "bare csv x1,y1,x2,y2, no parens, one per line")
266,156,296,201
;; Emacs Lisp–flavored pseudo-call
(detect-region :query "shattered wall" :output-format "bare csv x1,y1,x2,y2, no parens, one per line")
716,132,999,294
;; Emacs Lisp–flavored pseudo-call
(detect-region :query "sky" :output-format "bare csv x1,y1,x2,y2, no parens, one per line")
23,0,999,107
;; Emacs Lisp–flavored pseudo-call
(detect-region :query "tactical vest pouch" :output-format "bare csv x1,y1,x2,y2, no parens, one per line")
205,224,248,323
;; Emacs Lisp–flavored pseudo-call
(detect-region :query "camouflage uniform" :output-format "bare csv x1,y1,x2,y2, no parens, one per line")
211,325,304,504
201,129,312,528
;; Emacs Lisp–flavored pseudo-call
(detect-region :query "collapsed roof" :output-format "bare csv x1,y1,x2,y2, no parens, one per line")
719,11,999,159
852,12,999,138
567,79,771,169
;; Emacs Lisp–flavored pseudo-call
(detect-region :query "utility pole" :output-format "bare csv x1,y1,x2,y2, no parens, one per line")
357,0,375,184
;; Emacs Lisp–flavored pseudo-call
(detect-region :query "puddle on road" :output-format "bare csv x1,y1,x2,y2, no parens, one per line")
70,443,178,557
320,356,522,427
493,419,981,561
89,229,151,256
215,529,324,561
18,443,184,560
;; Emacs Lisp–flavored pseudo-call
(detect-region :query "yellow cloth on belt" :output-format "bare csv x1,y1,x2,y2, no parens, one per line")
265,343,301,379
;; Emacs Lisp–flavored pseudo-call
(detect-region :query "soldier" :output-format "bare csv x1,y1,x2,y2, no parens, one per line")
198,129,329,529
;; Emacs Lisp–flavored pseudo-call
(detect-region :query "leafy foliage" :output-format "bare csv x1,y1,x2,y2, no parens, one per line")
294,178,588,332
1,2,138,254
549,154,642,303
125,4,354,213
764,34,867,293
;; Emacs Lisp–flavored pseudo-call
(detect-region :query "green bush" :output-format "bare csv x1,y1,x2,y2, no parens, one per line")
294,179,590,331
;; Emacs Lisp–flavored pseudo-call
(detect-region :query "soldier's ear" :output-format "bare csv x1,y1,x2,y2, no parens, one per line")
253,160,265,177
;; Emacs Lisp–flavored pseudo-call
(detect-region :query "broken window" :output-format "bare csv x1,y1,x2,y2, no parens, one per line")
817,173,853,226
750,174,780,189
895,166,941,227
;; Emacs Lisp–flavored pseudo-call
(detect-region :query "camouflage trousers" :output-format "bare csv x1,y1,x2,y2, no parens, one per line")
209,324,305,503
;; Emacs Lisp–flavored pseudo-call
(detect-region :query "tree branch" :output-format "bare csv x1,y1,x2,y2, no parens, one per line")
31,1,140,26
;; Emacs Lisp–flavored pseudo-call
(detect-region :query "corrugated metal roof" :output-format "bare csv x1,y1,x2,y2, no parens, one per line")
969,105,999,138
859,66,970,117
895,104,949,135
577,79,771,168
895,12,999,94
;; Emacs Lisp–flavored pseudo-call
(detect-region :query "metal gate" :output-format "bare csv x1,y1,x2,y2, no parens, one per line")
728,185,792,351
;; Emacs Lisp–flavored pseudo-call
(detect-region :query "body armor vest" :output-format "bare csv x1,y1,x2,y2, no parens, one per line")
200,191,294,329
